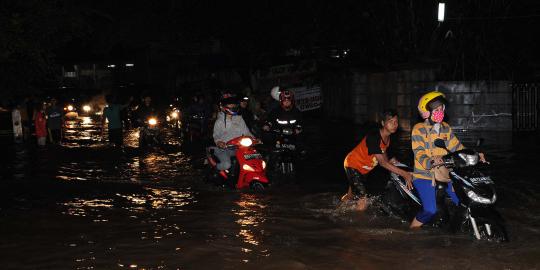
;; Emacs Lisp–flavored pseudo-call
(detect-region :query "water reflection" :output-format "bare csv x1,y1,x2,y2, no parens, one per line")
4,118,540,269
62,198,114,217
62,188,196,218
231,193,271,263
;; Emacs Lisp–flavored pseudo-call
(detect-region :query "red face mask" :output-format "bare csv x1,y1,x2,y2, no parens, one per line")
431,110,445,123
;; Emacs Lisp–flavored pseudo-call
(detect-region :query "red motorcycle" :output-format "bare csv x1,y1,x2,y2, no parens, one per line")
206,136,269,190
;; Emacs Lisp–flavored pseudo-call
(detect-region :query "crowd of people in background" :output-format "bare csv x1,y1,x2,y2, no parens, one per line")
4,96,65,147
0,88,287,149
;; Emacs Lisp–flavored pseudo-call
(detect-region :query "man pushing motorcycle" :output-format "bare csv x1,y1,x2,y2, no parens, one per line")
342,109,413,211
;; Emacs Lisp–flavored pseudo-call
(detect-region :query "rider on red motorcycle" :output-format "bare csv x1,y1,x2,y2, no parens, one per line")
212,93,254,172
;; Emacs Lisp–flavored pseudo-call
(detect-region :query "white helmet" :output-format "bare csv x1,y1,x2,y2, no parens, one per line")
270,86,280,101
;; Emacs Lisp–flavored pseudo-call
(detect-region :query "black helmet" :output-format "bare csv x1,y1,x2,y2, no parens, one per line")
219,93,238,106
220,93,239,115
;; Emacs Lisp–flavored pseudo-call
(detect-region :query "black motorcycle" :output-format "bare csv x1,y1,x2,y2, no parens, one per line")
166,105,182,131
264,119,302,181
139,115,162,148
385,139,508,242
184,113,208,143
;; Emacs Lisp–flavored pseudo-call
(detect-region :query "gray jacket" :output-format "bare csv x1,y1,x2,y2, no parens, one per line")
213,112,253,144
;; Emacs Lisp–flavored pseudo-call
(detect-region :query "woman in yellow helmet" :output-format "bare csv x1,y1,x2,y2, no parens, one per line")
409,91,487,228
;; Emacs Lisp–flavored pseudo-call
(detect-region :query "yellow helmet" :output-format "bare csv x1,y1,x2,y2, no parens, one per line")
418,91,446,118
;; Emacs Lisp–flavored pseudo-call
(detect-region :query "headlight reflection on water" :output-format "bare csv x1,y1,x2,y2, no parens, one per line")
61,188,196,218
82,116,92,125
61,198,114,222
233,194,268,249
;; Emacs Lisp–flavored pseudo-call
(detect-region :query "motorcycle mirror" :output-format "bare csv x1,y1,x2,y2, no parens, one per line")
434,139,449,151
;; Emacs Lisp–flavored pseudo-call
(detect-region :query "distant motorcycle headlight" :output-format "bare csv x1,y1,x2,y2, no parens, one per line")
277,119,288,125
148,118,158,126
67,105,74,111
458,153,479,166
242,164,255,171
82,105,91,112
240,137,253,147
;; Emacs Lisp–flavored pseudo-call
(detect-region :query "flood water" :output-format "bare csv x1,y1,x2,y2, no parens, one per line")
1,115,539,270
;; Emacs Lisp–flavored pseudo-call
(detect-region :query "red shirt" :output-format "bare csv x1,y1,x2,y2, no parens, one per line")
35,111,47,137
344,128,390,175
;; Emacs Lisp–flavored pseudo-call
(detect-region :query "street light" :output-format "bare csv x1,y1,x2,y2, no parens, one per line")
438,3,446,22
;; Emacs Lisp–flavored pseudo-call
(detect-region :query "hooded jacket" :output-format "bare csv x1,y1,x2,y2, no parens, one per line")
213,112,253,144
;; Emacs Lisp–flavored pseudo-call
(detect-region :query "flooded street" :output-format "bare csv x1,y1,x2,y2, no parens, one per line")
1,116,539,270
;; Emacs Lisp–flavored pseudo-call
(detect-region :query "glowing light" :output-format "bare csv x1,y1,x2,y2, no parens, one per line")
171,111,179,119
82,117,92,125
242,164,255,171
262,160,266,169
240,137,253,147
125,63,134,67
67,105,74,111
107,64,115,68
83,105,91,112
148,118,157,126
438,3,445,22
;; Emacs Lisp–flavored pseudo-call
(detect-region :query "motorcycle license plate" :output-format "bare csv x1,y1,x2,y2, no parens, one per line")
244,153,262,160
469,176,494,185
276,144,295,150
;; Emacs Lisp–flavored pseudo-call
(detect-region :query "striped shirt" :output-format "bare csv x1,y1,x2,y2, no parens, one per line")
411,121,464,180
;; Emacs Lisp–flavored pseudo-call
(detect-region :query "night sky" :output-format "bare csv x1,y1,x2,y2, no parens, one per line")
2,0,540,92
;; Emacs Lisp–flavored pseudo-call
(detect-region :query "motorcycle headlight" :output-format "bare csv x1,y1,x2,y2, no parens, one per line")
171,111,179,119
66,105,74,111
465,188,496,204
240,137,253,147
458,153,479,166
148,118,158,126
242,164,255,171
82,105,92,112
277,119,288,125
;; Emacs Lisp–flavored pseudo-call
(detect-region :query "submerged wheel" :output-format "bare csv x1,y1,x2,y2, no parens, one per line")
479,221,509,242
250,181,265,191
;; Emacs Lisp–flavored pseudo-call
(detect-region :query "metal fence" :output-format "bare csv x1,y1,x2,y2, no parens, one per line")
512,83,539,131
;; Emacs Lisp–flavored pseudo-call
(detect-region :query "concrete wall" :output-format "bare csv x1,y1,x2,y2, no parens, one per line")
322,69,513,146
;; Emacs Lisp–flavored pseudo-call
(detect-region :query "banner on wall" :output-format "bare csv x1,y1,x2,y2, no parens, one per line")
291,86,322,112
